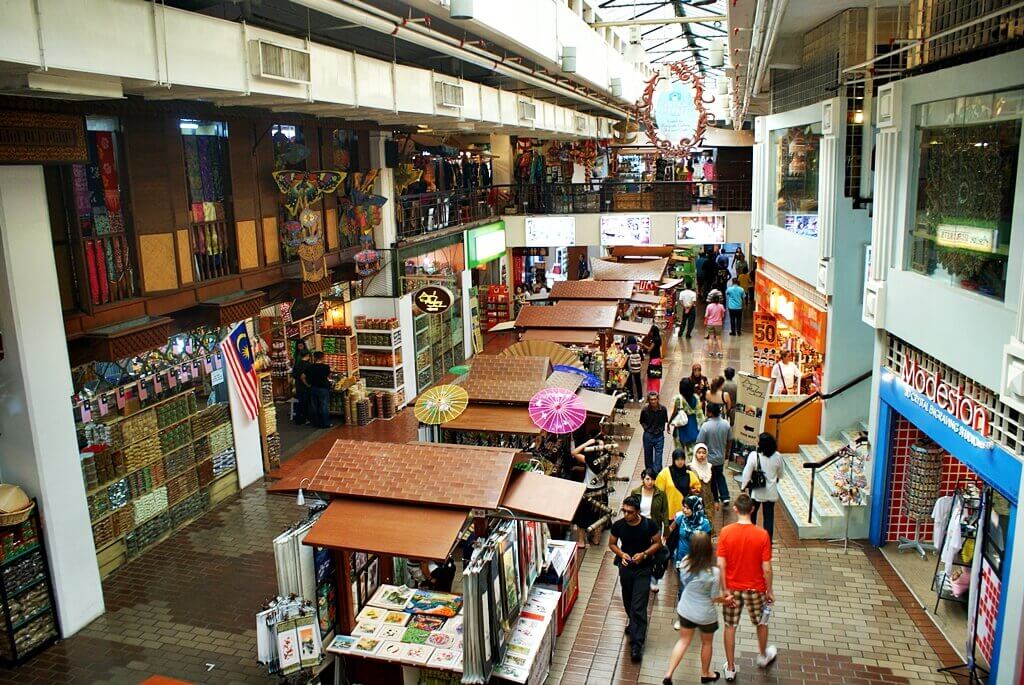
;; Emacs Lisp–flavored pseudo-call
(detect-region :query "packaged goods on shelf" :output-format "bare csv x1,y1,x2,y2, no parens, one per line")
132,487,169,526
196,459,214,487
353,316,399,330
169,490,209,529
125,512,170,558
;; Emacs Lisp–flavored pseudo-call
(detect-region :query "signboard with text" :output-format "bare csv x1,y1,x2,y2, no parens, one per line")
730,372,772,463
412,285,454,315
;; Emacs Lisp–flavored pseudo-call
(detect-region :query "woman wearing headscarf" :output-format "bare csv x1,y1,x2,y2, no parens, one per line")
689,443,716,531
665,494,712,628
655,449,701,521
670,378,704,454
688,362,710,407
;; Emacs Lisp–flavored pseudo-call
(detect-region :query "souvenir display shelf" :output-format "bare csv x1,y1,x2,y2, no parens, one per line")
355,325,407,410
414,305,465,392
77,385,237,578
0,502,60,665
483,284,511,331
257,373,281,473
535,540,580,636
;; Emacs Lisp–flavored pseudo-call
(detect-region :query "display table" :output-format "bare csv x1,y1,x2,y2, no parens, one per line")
536,540,580,635
491,586,561,684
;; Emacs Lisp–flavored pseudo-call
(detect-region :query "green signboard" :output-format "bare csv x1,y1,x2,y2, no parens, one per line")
465,221,506,269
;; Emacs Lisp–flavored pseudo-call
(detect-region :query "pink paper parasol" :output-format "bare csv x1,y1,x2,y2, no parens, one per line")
528,387,587,435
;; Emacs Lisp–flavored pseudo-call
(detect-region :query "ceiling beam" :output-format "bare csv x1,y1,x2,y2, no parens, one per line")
590,14,725,28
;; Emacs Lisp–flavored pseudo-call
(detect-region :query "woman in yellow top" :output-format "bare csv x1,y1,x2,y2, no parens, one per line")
655,448,702,520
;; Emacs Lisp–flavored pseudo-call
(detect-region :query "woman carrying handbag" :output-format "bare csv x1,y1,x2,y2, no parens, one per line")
739,432,784,542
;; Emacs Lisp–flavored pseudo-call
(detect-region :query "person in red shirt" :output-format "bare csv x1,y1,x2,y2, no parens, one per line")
716,494,777,681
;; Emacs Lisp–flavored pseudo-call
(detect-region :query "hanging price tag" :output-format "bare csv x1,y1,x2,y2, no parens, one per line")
116,387,126,410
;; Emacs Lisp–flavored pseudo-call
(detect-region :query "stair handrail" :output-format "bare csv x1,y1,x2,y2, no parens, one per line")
768,369,873,442
802,434,869,524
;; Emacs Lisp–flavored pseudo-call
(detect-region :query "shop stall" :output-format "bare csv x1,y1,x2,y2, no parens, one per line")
72,324,249,578
870,345,1020,681
266,439,584,685
514,303,618,391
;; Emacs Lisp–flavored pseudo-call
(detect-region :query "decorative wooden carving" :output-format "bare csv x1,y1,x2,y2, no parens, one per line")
0,111,87,164
82,316,173,361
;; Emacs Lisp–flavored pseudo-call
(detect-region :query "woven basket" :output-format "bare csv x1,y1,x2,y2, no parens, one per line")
0,501,35,527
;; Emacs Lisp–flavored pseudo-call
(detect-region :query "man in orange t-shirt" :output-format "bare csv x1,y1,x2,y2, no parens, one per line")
716,494,777,681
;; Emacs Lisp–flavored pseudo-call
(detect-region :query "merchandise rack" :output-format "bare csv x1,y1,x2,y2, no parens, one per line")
79,387,238,578
355,327,407,410
0,503,60,666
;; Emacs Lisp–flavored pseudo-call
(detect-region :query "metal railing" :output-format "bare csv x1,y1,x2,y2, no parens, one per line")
766,369,873,523
189,219,234,281
395,188,497,240
394,180,752,240
498,180,752,215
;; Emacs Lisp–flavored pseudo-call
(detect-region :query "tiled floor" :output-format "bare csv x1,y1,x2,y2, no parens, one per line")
0,315,968,684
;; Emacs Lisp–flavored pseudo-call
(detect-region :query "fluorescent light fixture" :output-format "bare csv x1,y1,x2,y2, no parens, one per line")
709,39,724,67
179,121,199,131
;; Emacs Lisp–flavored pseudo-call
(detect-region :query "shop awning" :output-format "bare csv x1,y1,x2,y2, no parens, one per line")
549,280,634,301
266,439,517,510
442,404,540,435
303,498,469,561
614,320,653,337
577,389,618,417
516,304,617,330
521,329,600,345
500,471,585,524
489,320,517,331
658,278,685,290
591,257,668,282
630,293,662,305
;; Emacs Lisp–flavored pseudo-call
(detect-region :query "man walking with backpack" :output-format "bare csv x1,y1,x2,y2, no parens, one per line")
717,494,777,681
625,336,644,402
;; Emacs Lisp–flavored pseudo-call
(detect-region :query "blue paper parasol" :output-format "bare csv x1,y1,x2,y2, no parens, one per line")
552,364,602,389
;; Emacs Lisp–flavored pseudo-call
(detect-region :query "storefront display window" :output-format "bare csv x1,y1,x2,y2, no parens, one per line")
59,115,135,309
180,120,234,281
773,122,822,233
908,89,1021,300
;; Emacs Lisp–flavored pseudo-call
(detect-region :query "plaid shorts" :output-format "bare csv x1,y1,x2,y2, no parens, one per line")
722,590,766,627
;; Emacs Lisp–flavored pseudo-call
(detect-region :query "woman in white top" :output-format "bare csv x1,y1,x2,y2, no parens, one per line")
740,432,784,542
770,350,801,395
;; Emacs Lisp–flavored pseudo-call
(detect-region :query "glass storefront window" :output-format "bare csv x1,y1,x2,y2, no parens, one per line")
773,122,822,235
908,89,1021,300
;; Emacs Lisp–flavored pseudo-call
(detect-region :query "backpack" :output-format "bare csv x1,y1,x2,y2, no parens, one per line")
628,351,643,373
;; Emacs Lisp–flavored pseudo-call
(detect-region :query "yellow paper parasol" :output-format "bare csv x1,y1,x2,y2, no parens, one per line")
414,384,469,425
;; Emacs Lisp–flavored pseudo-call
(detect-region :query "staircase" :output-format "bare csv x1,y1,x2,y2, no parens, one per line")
777,423,871,539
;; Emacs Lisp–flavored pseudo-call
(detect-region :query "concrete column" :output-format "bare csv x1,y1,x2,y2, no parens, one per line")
0,166,104,635
489,134,513,186
368,131,398,249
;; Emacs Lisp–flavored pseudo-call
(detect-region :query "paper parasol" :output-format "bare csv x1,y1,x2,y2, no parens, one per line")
414,384,469,425
552,364,603,389
528,387,587,435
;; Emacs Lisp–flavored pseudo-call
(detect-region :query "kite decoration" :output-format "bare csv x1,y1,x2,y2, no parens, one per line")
272,170,346,282
340,170,388,277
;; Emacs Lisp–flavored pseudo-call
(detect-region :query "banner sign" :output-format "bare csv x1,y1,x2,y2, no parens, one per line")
730,371,771,463
753,311,780,378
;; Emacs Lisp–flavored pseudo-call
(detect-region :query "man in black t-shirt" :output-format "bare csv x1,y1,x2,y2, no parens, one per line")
301,351,333,429
609,495,662,662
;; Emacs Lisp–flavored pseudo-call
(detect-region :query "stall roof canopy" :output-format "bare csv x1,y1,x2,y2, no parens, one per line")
468,354,551,381
304,498,468,561
577,388,618,417
608,246,675,259
630,293,663,305
546,371,584,393
549,280,634,301
659,278,685,290
591,257,669,282
520,329,601,345
441,404,541,434
459,377,547,404
272,440,517,510
501,471,585,524
516,304,617,330
614,320,654,337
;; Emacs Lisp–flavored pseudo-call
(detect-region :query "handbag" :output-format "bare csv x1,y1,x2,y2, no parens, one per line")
774,362,789,395
647,358,662,379
669,397,689,429
747,454,767,491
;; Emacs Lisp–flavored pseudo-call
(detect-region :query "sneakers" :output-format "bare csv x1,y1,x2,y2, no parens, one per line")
756,645,778,668
723,662,737,681
672,617,681,631
650,578,660,592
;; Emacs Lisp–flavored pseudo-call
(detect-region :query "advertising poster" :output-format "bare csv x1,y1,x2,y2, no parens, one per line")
730,371,771,464
676,214,727,244
600,214,652,246
525,216,576,247
782,213,820,238
753,311,780,378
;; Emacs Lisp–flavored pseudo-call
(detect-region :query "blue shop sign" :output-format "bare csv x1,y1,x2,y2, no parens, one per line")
879,368,1020,503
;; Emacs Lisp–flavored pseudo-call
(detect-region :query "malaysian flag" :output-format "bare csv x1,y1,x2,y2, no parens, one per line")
219,323,260,420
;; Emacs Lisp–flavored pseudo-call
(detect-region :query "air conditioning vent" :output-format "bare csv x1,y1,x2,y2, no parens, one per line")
575,115,587,132
251,40,310,84
434,81,465,108
519,101,537,121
